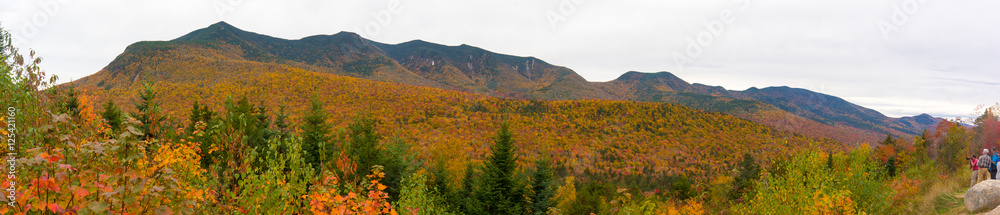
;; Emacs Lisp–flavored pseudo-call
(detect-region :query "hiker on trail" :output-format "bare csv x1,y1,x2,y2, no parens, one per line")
992,147,999,179
971,155,980,187
978,149,994,185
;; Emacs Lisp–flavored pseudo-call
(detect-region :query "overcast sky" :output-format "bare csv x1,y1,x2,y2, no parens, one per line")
1,0,998,119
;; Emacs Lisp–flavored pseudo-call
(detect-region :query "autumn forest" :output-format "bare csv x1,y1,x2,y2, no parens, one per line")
2,22,999,214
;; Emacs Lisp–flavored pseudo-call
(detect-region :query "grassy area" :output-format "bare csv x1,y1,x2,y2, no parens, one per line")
933,192,963,214
913,171,969,214
887,160,972,214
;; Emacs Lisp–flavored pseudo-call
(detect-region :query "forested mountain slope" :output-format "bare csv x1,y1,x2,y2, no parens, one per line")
72,32,842,181
594,71,945,143
75,21,935,147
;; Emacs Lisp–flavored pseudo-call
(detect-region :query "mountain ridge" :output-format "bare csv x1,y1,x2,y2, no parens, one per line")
598,71,944,137
74,21,939,144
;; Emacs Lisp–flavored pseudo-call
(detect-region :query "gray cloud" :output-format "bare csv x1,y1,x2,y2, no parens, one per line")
1,0,997,119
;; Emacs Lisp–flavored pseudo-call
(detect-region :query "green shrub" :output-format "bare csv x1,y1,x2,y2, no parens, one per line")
739,146,894,214
232,137,315,213
568,180,609,214
397,170,455,215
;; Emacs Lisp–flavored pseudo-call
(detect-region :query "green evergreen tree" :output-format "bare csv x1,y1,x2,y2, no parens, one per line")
732,152,761,201
274,104,291,140
188,100,206,167
133,82,165,140
458,163,482,214
885,156,897,178
343,115,408,201
186,100,204,135
212,96,267,196
272,104,291,157
219,96,275,170
300,98,330,172
62,83,80,118
476,123,523,214
569,180,608,214
101,98,123,132
187,100,218,169
670,176,693,200
530,157,555,215
380,137,411,202
879,134,896,146
347,115,381,178
248,100,274,159
878,134,898,178
429,160,457,211
915,131,929,163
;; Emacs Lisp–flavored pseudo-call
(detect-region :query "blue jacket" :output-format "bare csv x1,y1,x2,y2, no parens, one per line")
992,154,999,170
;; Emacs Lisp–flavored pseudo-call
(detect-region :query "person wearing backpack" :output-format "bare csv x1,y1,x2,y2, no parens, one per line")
978,149,994,185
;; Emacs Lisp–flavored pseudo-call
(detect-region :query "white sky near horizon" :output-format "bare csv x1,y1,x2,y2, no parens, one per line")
1,0,998,120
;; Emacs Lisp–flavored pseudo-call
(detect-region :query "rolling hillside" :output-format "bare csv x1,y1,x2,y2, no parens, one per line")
74,21,937,146
71,39,842,181
594,71,944,142
7,15,971,214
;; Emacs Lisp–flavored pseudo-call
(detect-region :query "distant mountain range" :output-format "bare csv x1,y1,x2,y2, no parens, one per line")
594,72,944,136
74,21,944,144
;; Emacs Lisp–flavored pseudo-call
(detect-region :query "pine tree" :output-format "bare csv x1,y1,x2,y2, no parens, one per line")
347,115,381,178
186,100,204,135
220,97,276,170
915,131,929,163
274,105,291,140
476,123,523,214
133,82,165,140
101,98,123,132
459,163,481,214
344,115,407,201
732,152,761,201
247,100,274,159
430,160,457,210
530,157,555,215
885,156,897,178
569,181,609,214
300,98,330,172
273,104,291,157
187,100,218,169
879,134,896,146
62,83,80,118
